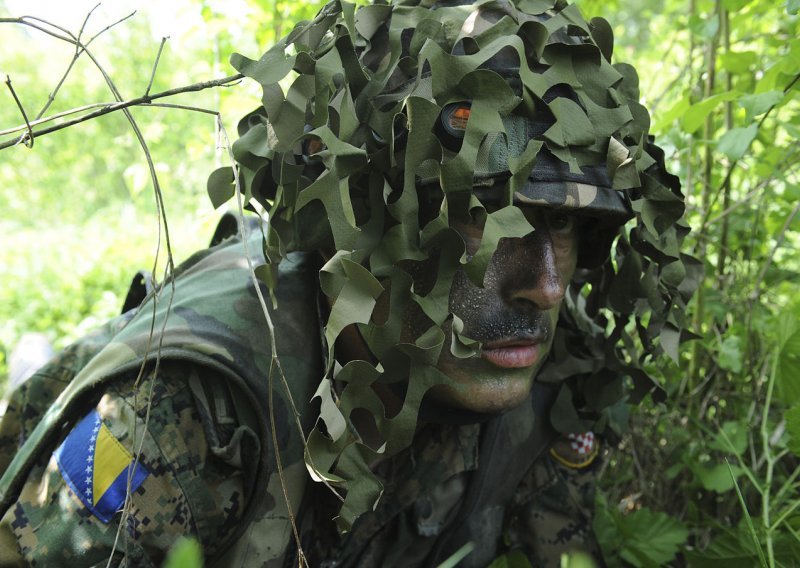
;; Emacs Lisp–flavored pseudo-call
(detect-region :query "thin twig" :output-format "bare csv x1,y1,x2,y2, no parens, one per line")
145,37,169,97
0,74,244,150
221,117,309,567
705,154,800,225
0,102,116,136
697,71,800,236
86,11,136,46
4,75,34,147
145,102,220,115
752,200,800,298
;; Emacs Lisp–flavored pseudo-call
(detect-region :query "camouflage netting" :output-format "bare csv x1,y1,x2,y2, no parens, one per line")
207,0,701,530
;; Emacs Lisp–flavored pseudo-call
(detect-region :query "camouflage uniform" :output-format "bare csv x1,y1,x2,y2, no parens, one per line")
0,232,601,567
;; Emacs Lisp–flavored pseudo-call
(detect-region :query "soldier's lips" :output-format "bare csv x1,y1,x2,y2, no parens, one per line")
480,339,542,368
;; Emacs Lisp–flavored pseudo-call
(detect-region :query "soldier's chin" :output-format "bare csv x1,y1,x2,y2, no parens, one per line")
421,373,536,421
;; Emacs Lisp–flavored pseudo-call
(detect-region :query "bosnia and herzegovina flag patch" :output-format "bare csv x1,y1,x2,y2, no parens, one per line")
54,409,149,523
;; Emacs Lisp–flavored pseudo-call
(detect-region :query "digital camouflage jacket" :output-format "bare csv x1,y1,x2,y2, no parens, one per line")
0,230,601,567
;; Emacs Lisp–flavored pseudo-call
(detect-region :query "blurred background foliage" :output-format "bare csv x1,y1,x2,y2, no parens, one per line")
0,0,799,565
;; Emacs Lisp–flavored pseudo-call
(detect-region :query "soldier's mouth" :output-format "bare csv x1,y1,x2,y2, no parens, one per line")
480,338,543,368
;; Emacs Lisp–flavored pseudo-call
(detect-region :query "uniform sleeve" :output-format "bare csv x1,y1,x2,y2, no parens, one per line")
0,362,253,567
506,432,603,568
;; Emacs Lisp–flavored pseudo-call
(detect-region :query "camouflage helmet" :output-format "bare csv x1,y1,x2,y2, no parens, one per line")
213,0,698,531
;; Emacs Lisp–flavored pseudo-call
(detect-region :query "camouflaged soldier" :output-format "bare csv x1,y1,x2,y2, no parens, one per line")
0,0,697,566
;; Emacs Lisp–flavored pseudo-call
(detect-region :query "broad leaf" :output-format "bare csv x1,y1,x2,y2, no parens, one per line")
716,124,758,162
786,404,800,457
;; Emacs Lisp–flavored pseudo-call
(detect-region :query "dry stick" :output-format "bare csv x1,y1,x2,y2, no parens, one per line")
6,12,114,129
687,0,721,398
145,37,169,97
3,76,34,148
0,102,119,135
219,118,308,568
717,7,733,278
19,13,177,563
1,12,136,144
0,97,220,137
0,74,244,150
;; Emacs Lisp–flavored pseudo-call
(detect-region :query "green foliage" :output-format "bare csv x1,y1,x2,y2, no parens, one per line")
594,493,689,567
162,537,203,568
585,0,800,564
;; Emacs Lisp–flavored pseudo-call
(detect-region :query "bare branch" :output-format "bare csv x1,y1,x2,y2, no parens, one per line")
0,102,114,136
0,74,244,150
752,201,800,298
78,3,101,40
86,11,136,46
146,102,220,115
4,75,34,147
145,37,170,97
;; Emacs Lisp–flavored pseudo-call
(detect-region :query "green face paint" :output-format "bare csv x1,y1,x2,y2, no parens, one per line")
210,0,699,530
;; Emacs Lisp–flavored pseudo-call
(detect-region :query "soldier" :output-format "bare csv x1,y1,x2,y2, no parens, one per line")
0,0,696,566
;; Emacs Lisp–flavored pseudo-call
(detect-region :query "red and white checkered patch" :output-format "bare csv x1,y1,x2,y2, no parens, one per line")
567,431,596,456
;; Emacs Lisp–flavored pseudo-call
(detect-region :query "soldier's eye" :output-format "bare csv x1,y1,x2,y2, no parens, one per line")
546,212,576,234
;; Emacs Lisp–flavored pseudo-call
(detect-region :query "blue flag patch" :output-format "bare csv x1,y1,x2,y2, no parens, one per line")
54,409,149,523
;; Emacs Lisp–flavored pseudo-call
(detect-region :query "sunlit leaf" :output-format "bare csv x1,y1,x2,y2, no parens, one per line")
716,124,758,162
681,92,739,133
739,91,784,121
719,51,758,74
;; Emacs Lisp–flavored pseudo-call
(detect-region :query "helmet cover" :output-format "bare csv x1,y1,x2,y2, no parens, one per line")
211,0,700,529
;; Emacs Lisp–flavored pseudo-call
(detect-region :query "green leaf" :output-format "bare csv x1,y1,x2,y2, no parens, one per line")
593,493,687,568
619,508,688,566
722,0,753,10
693,462,743,493
739,91,784,121
709,421,749,455
719,51,758,74
788,0,800,15
718,335,743,373
683,528,761,567
207,166,235,209
716,124,758,162
162,537,203,568
786,404,800,457
681,92,739,133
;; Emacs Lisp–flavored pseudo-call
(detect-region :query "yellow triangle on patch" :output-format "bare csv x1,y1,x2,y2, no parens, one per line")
92,423,133,506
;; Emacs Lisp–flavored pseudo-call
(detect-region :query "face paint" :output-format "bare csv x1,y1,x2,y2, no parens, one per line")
424,208,580,413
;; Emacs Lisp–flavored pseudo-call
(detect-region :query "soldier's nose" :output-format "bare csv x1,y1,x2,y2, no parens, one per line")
503,238,566,311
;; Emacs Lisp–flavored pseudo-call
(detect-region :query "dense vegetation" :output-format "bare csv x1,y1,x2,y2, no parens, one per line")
1,0,798,565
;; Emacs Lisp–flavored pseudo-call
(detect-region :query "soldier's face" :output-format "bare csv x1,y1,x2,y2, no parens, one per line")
425,206,580,414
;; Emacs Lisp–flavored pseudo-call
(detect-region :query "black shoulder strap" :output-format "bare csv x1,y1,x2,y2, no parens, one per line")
427,381,559,567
